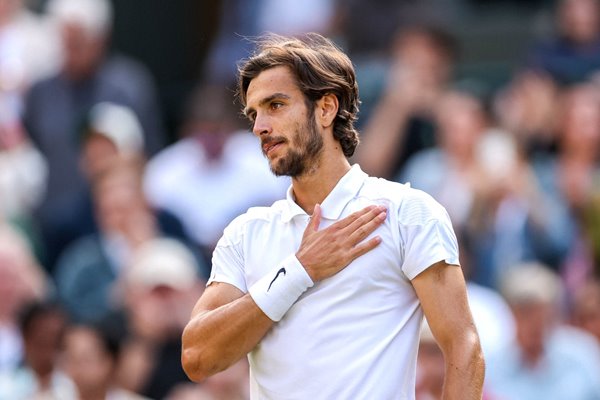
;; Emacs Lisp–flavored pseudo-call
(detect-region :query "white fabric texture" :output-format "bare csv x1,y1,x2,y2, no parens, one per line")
209,164,460,400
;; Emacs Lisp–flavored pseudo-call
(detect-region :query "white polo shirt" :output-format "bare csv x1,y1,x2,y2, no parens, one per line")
209,164,460,400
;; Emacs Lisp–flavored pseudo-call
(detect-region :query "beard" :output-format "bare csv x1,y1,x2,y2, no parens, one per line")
262,110,323,178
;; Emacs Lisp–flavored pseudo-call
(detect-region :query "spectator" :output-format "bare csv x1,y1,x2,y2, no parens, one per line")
465,129,572,287
416,318,498,400
400,85,571,287
49,101,149,262
144,84,288,261
554,83,600,212
399,85,489,230
24,0,166,270
356,25,458,180
533,82,600,294
115,238,204,400
486,262,600,399
80,102,145,181
53,156,196,323
527,0,600,84
62,320,150,400
0,300,77,400
494,69,561,158
38,99,162,273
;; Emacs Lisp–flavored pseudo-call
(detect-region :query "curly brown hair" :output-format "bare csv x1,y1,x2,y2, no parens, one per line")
237,33,360,157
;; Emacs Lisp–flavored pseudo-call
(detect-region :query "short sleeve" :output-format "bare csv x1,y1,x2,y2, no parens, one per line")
398,189,460,280
208,217,248,293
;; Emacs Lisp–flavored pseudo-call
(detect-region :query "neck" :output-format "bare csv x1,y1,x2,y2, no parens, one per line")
291,151,351,214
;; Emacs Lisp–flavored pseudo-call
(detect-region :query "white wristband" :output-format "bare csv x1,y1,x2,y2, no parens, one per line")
249,254,314,322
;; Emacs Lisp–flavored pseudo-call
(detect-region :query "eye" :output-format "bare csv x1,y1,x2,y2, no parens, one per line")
270,102,283,110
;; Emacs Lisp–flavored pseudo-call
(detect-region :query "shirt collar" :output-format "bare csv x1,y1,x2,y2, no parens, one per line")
281,164,368,222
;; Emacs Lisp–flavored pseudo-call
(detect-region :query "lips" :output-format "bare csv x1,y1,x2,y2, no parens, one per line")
262,138,286,156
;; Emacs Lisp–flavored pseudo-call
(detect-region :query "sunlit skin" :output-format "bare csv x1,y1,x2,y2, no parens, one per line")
244,70,323,178
244,65,349,213
63,327,114,400
61,22,107,81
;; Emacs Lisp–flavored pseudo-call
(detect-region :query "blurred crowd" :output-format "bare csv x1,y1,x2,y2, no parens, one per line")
2,0,600,399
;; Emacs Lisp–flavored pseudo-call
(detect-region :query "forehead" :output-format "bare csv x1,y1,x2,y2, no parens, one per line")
246,66,302,107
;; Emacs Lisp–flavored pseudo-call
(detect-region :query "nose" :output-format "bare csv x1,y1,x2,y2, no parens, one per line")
252,113,272,137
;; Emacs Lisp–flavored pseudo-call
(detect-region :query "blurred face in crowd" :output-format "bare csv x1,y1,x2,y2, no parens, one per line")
393,30,452,88
61,21,107,80
560,84,600,155
95,167,141,232
436,91,487,157
185,85,240,162
511,301,554,365
246,66,324,178
189,119,231,162
559,0,600,44
94,161,156,245
63,326,114,397
23,309,67,379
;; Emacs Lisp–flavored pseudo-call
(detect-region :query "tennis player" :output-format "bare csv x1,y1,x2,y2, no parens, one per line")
182,33,484,399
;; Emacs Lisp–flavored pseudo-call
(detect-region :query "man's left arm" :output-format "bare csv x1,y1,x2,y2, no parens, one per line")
412,261,485,400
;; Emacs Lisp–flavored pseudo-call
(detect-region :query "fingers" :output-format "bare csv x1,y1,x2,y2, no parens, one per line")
350,235,382,259
332,205,381,230
345,205,386,234
347,207,387,244
302,203,322,239
311,204,322,232
303,204,386,247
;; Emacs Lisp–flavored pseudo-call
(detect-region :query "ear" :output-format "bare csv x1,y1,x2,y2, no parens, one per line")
316,93,339,128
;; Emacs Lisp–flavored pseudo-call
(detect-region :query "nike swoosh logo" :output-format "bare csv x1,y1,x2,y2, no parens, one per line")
267,267,287,291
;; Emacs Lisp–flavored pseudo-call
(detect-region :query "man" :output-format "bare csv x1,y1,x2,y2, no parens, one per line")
24,0,165,271
181,33,484,399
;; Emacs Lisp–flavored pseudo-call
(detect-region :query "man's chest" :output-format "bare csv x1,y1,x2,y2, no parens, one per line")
242,208,409,297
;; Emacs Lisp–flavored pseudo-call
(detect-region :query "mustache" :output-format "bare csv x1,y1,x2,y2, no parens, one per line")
261,136,287,154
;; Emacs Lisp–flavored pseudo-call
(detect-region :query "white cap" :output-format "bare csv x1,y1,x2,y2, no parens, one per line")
47,0,113,38
500,262,563,306
126,239,199,291
88,102,144,155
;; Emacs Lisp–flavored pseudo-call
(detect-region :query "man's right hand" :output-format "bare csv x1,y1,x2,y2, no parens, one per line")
296,204,387,282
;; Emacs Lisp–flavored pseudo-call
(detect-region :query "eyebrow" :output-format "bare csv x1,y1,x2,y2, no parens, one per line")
244,93,291,117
